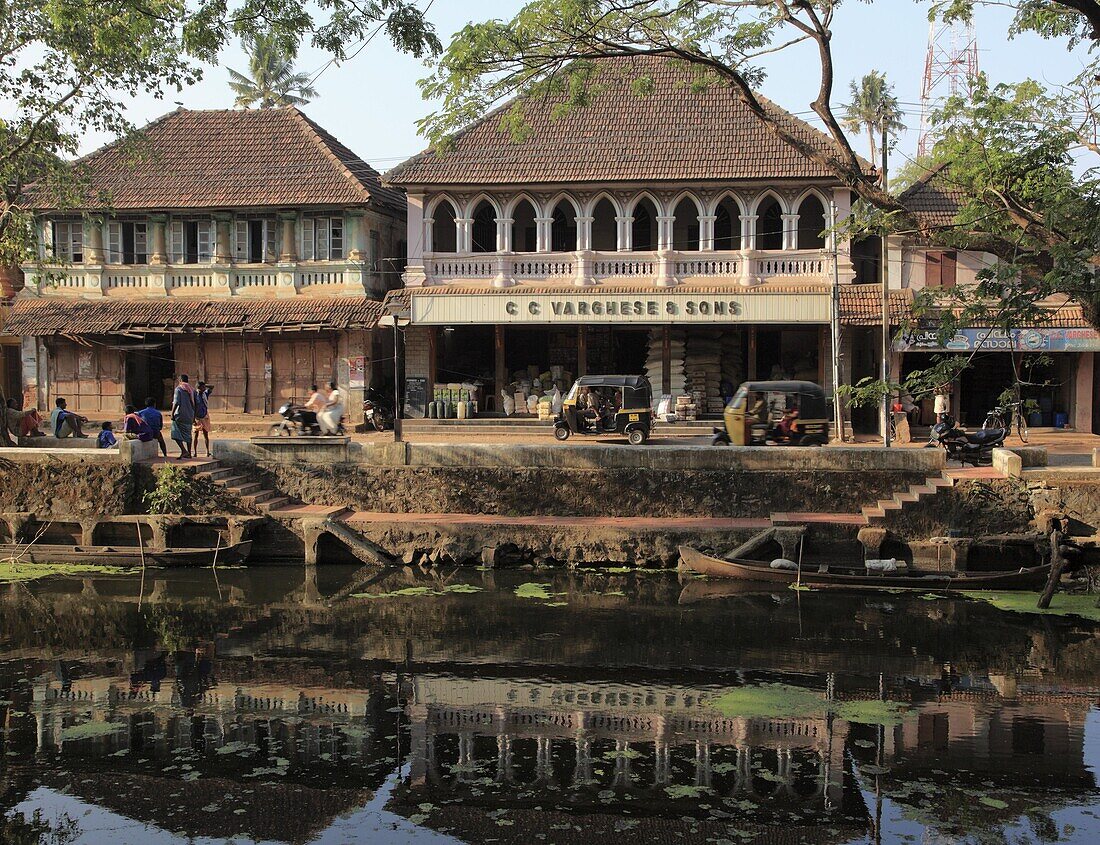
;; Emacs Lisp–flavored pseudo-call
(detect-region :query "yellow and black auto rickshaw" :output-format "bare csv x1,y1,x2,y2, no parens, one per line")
712,380,830,447
554,375,654,445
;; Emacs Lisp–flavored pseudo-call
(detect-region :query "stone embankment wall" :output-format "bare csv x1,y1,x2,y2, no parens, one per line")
253,463,929,519
0,456,137,517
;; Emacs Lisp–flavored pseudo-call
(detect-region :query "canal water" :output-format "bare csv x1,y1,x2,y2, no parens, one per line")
1,565,1098,844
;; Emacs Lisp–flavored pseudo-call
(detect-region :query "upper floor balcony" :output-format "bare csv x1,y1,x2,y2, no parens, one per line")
405,185,855,288
23,209,389,299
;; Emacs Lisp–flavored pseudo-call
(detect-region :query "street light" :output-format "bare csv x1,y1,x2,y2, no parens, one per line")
378,312,410,442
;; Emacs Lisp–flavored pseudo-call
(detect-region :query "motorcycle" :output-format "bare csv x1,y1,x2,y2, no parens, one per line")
362,387,394,432
927,413,1006,466
268,402,334,437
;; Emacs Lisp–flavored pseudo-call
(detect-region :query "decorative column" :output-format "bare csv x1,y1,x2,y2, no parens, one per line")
575,215,594,251
832,187,857,284
404,192,427,286
277,211,299,297
698,215,717,252
616,216,633,252
345,211,370,295
496,217,514,253
656,214,676,287
213,214,233,264
83,216,106,296
535,216,554,253
573,215,595,286
346,210,366,260
148,215,167,264
782,213,799,251
456,217,474,253
740,214,757,286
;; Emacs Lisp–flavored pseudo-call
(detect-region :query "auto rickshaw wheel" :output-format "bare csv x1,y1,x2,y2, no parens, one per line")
554,425,571,441
711,433,729,447
627,428,646,446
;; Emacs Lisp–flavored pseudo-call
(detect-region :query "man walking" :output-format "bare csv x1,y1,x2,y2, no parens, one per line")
170,374,196,459
191,381,214,458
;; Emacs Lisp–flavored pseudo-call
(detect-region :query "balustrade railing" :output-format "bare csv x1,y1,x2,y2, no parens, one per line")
424,249,829,285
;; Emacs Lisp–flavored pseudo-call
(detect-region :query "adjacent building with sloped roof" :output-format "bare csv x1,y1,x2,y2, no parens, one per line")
12,107,404,420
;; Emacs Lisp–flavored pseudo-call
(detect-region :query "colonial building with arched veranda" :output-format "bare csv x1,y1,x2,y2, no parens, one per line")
386,55,874,418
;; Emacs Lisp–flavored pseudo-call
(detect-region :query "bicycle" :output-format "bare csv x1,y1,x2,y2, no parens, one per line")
982,400,1029,443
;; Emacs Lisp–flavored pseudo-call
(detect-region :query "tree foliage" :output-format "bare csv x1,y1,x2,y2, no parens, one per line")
0,0,440,270
842,70,906,165
228,31,318,108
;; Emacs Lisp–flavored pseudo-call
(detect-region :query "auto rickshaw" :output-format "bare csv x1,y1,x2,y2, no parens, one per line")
554,375,654,445
712,380,830,446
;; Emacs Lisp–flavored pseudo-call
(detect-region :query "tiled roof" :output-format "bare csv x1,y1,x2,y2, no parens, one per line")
897,163,965,229
5,296,385,335
31,108,403,212
387,55,865,187
839,285,914,326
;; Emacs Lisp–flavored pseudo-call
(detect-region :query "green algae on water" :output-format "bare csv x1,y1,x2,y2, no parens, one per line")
61,721,125,741
711,684,825,720
351,584,484,599
961,591,1100,623
514,583,561,600
834,699,910,726
0,562,133,584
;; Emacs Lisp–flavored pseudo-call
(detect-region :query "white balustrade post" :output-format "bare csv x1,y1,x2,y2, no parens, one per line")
496,217,514,253
740,214,758,287
782,213,799,251
535,217,554,253
698,215,716,252
616,216,633,252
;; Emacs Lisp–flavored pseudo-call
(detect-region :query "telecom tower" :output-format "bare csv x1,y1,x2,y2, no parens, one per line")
917,18,979,157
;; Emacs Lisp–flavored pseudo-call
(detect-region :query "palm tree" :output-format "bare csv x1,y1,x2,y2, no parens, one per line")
228,32,318,108
842,71,906,165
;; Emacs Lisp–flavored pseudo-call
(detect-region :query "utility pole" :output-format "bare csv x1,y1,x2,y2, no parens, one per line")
880,115,891,448
829,201,844,443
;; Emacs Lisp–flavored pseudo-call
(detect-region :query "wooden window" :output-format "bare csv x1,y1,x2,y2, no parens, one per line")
51,221,84,263
234,220,248,262
170,221,184,263
369,230,380,271
107,221,147,264
301,217,344,260
924,250,957,288
171,219,212,264
300,218,315,260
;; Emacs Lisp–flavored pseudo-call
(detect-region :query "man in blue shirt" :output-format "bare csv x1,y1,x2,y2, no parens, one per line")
137,396,167,457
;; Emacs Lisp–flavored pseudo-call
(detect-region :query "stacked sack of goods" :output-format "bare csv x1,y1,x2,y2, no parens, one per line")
427,383,482,419
685,331,724,416
644,329,686,408
501,364,569,417
674,394,698,421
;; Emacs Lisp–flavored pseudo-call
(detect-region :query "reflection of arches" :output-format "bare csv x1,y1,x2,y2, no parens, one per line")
511,198,537,252
672,195,701,251
470,200,497,253
631,196,659,251
714,196,742,251
550,199,577,252
796,193,827,250
590,197,618,251
755,195,784,250
431,198,457,253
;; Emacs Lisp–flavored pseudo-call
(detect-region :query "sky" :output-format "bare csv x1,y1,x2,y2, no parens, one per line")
75,1,1097,177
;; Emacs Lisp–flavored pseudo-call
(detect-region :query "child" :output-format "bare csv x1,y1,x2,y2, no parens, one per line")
97,420,117,449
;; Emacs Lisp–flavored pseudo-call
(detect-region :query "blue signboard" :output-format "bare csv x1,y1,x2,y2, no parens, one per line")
898,326,1100,352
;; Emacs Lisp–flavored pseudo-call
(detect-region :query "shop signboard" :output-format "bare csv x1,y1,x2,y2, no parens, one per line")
404,377,427,418
410,291,830,325
897,326,1100,353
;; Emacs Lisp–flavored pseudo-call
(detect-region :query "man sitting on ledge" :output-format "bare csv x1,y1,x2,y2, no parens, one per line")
49,397,89,438
5,398,45,438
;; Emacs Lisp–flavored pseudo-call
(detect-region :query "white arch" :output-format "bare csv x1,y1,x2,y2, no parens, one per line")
582,191,624,218
463,192,503,220
749,190,788,216
425,193,461,220
545,191,582,220
705,190,747,218
625,191,664,217
792,187,830,215
504,192,540,218
668,190,705,219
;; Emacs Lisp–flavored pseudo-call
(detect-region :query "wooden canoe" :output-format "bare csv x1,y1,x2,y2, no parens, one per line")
0,540,252,568
677,545,1051,592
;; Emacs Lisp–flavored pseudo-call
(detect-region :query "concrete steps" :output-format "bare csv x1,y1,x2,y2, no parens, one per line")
860,473,956,525
196,460,305,515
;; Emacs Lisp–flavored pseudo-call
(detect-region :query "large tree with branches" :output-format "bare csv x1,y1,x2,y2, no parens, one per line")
0,0,440,270
418,0,1100,333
